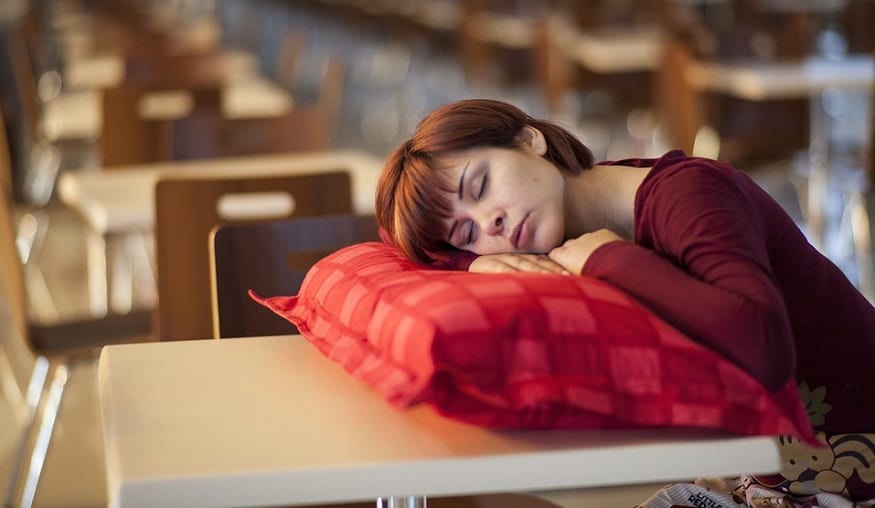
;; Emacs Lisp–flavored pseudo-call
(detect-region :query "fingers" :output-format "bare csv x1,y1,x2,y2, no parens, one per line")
469,254,571,275
513,254,571,275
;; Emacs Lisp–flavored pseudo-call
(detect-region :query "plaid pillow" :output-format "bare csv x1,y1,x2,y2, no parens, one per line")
253,242,813,440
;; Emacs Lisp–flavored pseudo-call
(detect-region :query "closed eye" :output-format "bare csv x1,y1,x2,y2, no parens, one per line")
465,220,476,245
477,173,488,200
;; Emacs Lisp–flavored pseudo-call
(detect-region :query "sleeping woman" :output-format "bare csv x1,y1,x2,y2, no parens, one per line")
375,98,875,437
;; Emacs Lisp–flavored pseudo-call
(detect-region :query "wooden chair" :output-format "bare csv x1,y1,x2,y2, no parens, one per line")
154,171,353,341
123,52,228,91
168,106,331,161
276,31,307,91
100,84,223,167
655,34,703,155
0,148,151,508
209,214,380,338
100,50,229,167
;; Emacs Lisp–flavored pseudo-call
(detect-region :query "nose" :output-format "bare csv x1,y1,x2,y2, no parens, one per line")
476,208,506,236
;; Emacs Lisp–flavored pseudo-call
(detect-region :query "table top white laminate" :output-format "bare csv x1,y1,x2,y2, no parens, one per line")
557,25,664,74
686,54,875,101
98,335,781,508
57,149,384,233
42,74,292,141
62,50,258,91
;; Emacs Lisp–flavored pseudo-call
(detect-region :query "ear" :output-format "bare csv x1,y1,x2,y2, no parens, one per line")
517,125,547,156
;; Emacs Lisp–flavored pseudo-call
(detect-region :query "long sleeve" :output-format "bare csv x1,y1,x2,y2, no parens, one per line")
583,159,796,391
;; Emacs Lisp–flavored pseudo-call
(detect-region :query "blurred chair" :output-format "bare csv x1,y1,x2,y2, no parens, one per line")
169,106,331,161
2,23,64,319
0,141,151,508
275,43,347,147
209,214,380,338
154,171,353,341
276,31,307,91
100,83,222,167
122,52,228,90
100,51,229,167
655,34,703,156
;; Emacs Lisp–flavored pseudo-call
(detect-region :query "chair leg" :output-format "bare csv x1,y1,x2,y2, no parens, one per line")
377,496,428,507
3,356,50,508
85,231,109,317
16,210,60,323
0,345,28,425
5,362,69,508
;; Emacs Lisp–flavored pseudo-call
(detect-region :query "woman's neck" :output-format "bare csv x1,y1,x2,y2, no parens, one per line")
563,164,649,240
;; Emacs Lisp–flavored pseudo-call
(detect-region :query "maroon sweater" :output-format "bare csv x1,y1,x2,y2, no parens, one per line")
444,150,875,433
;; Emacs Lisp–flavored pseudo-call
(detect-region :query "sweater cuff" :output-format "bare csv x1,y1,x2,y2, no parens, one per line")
443,249,478,271
581,241,629,277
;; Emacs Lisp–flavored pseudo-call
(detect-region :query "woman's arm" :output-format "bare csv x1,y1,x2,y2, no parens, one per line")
577,165,796,391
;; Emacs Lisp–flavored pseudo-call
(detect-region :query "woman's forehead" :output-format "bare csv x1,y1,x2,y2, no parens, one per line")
435,147,486,174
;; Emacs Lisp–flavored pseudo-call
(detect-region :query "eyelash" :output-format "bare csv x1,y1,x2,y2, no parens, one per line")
477,173,488,200
464,174,488,245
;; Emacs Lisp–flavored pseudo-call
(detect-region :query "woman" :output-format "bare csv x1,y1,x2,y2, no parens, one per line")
376,98,875,435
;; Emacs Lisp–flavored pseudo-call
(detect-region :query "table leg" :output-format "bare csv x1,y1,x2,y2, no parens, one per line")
848,189,875,301
85,231,108,317
806,91,830,250
377,496,428,507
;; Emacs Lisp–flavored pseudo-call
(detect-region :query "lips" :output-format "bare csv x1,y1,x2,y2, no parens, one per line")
511,213,530,250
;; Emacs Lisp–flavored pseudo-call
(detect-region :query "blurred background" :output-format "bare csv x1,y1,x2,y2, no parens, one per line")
0,0,873,506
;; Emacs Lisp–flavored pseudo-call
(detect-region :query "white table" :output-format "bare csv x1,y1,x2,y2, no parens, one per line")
686,54,874,101
59,149,382,233
57,149,384,315
556,24,664,74
98,335,781,508
42,75,293,142
62,50,257,91
686,54,875,299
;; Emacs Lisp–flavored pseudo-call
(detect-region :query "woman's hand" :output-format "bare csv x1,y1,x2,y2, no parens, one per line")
468,253,571,275
548,229,625,275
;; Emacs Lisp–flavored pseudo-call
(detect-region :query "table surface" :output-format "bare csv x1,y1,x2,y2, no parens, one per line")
57,149,384,233
557,24,664,74
42,74,293,141
99,335,781,508
686,54,875,100
62,49,258,91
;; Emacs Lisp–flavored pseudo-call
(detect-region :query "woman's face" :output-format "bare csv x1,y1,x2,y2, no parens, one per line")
438,141,566,255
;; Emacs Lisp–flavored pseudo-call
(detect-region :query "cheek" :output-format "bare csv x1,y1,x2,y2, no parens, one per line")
473,235,512,256
535,217,564,252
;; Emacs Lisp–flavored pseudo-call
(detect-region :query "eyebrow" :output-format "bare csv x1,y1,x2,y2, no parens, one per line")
457,161,470,200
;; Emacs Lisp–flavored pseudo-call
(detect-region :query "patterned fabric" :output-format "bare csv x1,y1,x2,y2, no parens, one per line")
638,455,875,507
252,241,814,439
753,432,875,502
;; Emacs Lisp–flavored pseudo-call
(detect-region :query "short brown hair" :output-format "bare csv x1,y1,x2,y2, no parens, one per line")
375,99,594,265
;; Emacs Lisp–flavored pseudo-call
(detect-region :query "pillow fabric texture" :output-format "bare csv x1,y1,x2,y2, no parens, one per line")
252,241,814,441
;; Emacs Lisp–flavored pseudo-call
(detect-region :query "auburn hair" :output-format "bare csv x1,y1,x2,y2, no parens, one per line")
375,99,595,265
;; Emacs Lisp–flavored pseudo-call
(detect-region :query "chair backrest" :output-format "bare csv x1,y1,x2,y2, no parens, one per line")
209,214,380,338
0,105,13,197
0,160,27,348
169,106,330,161
123,52,227,91
276,31,307,90
0,149,37,411
316,57,345,141
655,34,702,155
154,171,353,341
101,84,223,167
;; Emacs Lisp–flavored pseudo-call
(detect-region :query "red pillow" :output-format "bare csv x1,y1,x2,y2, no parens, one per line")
252,241,814,441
